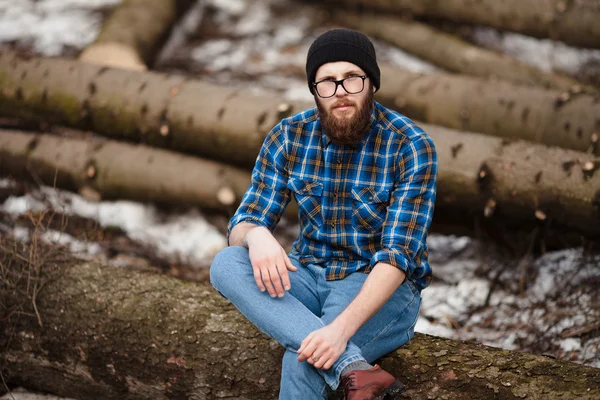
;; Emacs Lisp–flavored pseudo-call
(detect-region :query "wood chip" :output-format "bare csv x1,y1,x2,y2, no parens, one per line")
277,103,291,113
484,198,496,218
583,161,595,171
535,210,547,221
160,124,169,136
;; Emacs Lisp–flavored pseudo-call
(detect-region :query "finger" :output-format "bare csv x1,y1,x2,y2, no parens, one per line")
252,266,266,292
283,251,298,272
299,339,319,363
322,358,334,370
268,265,286,297
260,266,277,297
277,262,291,292
312,351,327,369
297,335,314,361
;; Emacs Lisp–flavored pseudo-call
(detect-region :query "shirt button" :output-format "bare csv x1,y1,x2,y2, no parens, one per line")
369,196,373,201
333,191,338,197
330,221,336,228
337,159,342,164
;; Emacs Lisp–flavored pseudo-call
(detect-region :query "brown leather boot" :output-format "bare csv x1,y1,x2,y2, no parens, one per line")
340,365,404,400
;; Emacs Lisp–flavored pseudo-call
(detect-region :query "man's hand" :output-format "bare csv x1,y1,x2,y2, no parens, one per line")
297,324,350,370
245,226,297,297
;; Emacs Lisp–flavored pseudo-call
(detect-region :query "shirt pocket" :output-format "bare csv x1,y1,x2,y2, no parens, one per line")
351,184,391,233
288,177,324,229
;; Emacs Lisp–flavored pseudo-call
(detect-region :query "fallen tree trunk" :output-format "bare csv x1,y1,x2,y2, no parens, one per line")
335,10,589,92
1,253,598,399
1,127,599,242
376,64,600,154
0,50,303,169
0,130,252,214
0,129,299,220
322,0,600,49
79,0,195,71
2,51,599,159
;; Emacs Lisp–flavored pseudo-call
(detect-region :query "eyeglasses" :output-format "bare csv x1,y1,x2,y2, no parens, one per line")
312,75,368,98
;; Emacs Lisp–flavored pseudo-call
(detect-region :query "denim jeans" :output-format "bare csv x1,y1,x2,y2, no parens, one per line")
210,246,421,400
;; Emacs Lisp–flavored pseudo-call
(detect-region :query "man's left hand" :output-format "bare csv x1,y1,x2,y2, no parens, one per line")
297,324,349,370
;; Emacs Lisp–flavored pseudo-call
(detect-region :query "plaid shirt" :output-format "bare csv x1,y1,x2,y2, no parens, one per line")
228,101,437,291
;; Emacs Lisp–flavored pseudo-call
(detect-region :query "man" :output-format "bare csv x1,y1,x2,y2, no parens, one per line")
210,28,437,399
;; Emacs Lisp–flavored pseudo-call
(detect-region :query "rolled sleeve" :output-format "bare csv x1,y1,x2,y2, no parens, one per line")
227,124,291,239
369,134,437,281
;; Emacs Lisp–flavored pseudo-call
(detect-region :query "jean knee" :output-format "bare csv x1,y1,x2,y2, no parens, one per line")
209,246,249,291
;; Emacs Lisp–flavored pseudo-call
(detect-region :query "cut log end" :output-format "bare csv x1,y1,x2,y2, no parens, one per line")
217,187,236,206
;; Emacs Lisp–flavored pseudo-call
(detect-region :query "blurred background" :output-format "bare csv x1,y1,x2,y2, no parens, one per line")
0,0,599,398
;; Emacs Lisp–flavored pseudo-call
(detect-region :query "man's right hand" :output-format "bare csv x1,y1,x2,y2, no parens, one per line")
245,226,297,298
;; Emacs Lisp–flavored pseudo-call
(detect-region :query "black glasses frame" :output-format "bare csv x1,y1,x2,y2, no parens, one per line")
312,75,368,98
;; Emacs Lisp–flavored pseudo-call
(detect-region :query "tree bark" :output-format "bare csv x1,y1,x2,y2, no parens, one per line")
334,10,589,93
324,0,600,49
0,50,304,169
1,125,599,241
376,64,600,154
1,257,599,399
79,0,196,70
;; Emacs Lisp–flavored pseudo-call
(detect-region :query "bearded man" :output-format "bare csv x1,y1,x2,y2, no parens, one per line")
210,28,438,400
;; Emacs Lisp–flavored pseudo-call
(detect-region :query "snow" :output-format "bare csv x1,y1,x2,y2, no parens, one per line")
472,26,600,77
0,0,121,56
1,186,227,266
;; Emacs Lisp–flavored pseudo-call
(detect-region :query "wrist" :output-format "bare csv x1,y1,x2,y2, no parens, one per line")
331,314,358,341
244,225,268,248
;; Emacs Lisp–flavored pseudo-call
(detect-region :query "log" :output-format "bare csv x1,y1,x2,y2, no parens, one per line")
323,0,600,49
2,50,599,158
1,250,599,399
1,124,599,241
79,0,196,71
0,130,252,214
334,10,589,92
376,64,600,154
0,50,304,169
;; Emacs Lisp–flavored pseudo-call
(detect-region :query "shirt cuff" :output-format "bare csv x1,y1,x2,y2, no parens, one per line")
370,248,414,278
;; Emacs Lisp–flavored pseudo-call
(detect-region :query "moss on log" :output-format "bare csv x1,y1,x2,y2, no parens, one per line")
1,258,599,399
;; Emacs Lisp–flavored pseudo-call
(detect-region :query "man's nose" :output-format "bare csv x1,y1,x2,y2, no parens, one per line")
334,83,348,97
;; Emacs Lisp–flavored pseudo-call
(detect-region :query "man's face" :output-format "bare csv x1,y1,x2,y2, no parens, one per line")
313,61,375,145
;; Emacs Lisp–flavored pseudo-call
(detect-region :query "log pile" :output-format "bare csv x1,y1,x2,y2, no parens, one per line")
1,0,600,398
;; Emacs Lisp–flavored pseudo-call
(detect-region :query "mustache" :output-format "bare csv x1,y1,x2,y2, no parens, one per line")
332,100,356,108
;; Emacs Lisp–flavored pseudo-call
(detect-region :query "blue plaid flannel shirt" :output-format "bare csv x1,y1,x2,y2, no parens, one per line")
227,101,438,291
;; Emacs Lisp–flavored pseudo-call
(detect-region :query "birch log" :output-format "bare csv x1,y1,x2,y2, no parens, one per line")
323,0,600,49
0,50,303,169
79,0,195,71
335,10,589,92
0,130,253,214
1,256,599,399
376,64,600,154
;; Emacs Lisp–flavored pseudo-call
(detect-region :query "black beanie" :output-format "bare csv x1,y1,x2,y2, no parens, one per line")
306,28,380,94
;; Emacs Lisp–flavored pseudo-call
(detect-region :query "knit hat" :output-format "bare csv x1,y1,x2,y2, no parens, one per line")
306,28,380,94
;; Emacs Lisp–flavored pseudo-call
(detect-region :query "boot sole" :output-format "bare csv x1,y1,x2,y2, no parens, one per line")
375,381,405,400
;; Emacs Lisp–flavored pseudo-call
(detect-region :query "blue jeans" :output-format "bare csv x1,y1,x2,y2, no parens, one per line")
210,246,421,399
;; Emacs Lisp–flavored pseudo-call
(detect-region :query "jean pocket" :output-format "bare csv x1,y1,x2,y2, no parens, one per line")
351,184,390,232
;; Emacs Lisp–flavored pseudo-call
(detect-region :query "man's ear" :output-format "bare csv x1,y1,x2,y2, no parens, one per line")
372,85,377,94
